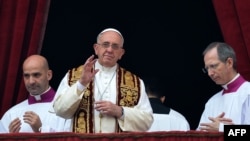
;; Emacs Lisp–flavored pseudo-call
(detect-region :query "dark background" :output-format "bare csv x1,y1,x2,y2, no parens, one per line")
41,0,223,130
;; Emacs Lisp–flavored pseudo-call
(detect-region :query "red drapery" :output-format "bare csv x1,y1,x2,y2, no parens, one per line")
212,0,250,80
0,131,224,141
0,0,51,117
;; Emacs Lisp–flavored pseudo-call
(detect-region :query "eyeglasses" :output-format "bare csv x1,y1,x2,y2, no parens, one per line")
97,43,122,50
202,62,220,73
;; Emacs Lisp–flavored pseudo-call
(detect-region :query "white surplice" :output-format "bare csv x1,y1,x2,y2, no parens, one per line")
197,82,250,132
1,101,71,133
0,120,7,133
148,109,190,132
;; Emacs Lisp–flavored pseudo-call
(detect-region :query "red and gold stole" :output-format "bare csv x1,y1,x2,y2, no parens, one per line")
67,65,141,133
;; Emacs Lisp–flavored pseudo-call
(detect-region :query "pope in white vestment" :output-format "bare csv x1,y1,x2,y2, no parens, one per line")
53,61,153,133
53,28,153,133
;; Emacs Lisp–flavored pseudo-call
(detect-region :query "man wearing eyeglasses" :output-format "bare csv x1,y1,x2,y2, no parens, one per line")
53,28,153,133
197,42,250,132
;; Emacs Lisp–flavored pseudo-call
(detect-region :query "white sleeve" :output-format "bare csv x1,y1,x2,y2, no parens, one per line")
219,122,224,132
53,73,83,119
242,95,250,124
0,120,8,133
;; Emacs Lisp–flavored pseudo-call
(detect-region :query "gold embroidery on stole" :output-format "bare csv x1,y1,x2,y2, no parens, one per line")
73,87,93,133
119,68,141,107
68,65,141,133
116,68,141,132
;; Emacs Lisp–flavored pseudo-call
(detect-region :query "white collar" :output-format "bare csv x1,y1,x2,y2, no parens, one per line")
95,61,117,73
